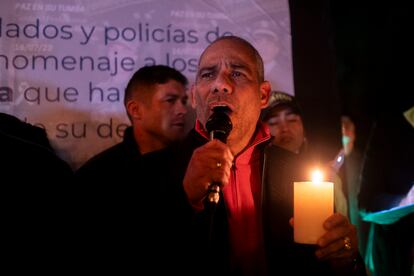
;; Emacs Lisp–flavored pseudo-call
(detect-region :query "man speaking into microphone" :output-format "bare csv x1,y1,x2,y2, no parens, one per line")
139,36,363,275
180,36,276,275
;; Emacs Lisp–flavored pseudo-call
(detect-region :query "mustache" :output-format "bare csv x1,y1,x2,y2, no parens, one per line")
207,95,237,111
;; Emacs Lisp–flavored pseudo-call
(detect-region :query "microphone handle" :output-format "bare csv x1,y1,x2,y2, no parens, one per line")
208,130,227,205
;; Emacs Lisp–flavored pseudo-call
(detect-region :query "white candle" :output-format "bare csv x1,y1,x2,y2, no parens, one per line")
294,170,334,244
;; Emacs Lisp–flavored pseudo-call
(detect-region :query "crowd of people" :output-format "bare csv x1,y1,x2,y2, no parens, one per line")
2,35,412,275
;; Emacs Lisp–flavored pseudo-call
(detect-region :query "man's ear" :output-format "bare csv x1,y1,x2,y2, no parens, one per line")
259,81,271,108
190,84,197,109
126,100,142,120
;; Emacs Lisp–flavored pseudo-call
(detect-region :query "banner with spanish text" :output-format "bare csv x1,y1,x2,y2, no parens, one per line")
0,0,293,169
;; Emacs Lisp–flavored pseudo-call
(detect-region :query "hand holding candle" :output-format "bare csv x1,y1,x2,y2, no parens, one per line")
294,169,334,244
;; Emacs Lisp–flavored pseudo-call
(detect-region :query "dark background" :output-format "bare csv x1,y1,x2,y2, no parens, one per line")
289,0,413,162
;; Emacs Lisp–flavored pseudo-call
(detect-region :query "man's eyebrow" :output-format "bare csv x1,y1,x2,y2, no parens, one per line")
198,61,253,75
198,64,217,72
229,62,253,74
164,91,187,98
230,62,248,69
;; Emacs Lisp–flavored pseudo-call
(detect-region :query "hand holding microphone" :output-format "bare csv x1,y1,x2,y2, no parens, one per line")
205,106,233,205
182,106,233,207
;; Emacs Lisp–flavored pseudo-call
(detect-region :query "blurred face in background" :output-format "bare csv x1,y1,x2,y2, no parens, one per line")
341,115,356,156
139,80,189,144
266,106,304,153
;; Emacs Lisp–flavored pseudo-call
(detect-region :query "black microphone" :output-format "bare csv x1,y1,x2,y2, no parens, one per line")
205,106,232,204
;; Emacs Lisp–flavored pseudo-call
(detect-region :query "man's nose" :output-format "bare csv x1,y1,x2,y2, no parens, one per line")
176,100,188,115
212,72,232,94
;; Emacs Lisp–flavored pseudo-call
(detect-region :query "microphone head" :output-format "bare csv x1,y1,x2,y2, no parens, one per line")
206,106,233,143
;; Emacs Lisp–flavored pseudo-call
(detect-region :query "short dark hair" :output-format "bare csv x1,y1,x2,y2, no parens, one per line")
124,65,188,106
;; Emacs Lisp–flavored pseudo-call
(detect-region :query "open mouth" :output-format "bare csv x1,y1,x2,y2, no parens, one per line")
209,103,232,115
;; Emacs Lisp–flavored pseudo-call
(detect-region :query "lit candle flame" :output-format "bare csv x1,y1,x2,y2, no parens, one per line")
311,169,323,183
